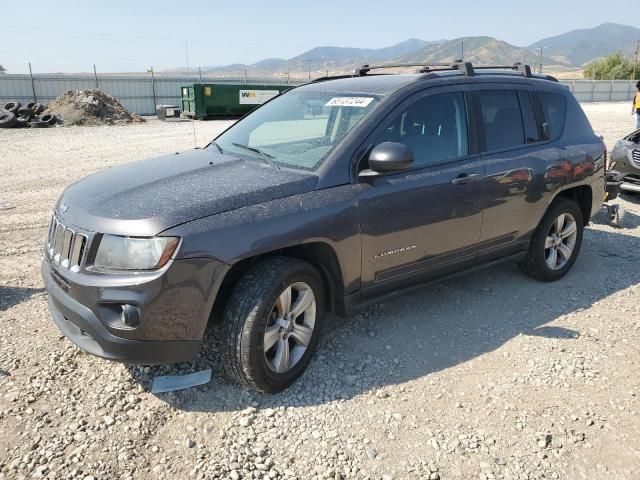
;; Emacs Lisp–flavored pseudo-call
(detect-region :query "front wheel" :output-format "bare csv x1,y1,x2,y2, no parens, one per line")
519,198,584,282
222,257,324,393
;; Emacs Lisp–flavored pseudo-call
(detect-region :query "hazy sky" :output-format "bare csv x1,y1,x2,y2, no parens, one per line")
1,0,637,73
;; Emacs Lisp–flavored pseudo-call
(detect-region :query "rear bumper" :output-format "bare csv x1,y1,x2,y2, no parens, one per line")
43,261,201,364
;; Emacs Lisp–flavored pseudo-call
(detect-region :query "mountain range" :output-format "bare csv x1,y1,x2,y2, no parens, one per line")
174,23,640,76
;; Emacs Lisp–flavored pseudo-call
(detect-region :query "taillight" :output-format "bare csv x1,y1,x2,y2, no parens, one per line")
599,135,608,170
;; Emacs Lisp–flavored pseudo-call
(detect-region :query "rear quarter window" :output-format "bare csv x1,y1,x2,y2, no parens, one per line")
537,91,567,141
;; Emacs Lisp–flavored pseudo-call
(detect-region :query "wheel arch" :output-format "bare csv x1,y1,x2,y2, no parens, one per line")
209,241,346,325
550,184,593,226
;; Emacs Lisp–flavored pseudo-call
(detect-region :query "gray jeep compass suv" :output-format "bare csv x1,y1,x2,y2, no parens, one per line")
42,62,605,392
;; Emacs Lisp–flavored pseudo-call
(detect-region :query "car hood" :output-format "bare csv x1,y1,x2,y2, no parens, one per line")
55,148,319,236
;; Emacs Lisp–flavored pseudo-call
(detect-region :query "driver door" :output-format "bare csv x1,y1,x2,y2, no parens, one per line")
357,88,485,296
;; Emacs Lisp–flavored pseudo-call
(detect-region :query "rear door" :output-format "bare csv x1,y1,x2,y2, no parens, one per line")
473,85,554,260
356,86,485,295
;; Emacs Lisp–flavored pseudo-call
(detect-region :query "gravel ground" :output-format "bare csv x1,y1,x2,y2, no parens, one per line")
1,103,639,480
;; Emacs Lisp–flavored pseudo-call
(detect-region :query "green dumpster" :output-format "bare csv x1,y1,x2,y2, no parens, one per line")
180,83,292,119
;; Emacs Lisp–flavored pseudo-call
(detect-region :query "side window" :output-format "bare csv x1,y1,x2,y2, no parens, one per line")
477,90,525,151
374,92,468,167
537,91,567,141
518,91,541,144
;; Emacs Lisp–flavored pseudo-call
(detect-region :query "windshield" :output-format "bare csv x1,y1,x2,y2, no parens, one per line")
214,89,380,171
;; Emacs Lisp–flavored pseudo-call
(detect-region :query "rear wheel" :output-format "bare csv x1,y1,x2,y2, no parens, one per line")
519,198,584,282
222,256,325,393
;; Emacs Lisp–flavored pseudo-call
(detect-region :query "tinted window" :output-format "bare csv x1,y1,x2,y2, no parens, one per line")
374,92,468,166
518,91,541,144
537,91,567,141
478,90,525,151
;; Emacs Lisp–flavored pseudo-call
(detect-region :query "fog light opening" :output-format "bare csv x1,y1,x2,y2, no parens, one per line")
120,304,140,328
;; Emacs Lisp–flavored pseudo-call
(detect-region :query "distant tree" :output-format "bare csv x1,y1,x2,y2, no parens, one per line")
584,52,634,80
0,64,5,74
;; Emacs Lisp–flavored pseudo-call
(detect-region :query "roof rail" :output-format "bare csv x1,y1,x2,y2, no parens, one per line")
356,63,452,76
354,61,547,79
472,62,532,77
311,74,356,83
310,62,555,84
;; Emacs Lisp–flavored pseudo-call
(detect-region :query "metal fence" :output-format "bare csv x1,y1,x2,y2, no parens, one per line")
0,74,637,115
0,73,305,115
562,80,638,103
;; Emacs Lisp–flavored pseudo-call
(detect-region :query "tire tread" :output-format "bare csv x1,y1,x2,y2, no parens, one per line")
222,256,318,392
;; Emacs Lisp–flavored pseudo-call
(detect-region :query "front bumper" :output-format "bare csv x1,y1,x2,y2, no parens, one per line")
42,256,229,364
610,146,640,193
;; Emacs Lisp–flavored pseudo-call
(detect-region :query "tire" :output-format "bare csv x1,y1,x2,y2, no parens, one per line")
222,256,325,393
1,101,20,113
519,197,584,282
0,111,17,128
30,103,45,115
14,116,30,128
40,113,57,125
29,120,49,128
16,107,33,121
25,102,36,110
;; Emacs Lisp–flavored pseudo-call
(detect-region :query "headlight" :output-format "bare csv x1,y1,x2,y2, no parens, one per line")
94,235,179,270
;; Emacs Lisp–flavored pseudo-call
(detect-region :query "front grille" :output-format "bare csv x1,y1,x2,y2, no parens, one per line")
631,149,640,168
46,216,87,272
623,174,640,186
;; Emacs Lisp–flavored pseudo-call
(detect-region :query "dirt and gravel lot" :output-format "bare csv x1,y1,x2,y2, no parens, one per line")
1,103,639,480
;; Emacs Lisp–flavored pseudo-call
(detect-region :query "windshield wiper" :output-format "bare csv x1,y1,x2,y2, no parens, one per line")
210,141,224,154
231,142,280,170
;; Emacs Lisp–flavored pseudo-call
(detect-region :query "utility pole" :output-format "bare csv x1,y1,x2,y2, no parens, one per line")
93,64,99,89
539,47,543,74
185,40,190,77
148,67,157,110
633,40,640,81
28,62,36,103
460,40,464,61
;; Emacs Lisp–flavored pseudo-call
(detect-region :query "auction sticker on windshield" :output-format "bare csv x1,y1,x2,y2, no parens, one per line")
325,97,374,107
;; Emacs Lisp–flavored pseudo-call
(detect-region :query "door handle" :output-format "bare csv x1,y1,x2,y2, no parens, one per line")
451,173,480,185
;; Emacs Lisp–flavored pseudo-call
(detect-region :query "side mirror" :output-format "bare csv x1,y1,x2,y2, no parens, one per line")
359,142,414,178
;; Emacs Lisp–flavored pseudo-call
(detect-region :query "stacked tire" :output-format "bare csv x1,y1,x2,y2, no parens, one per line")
0,101,57,129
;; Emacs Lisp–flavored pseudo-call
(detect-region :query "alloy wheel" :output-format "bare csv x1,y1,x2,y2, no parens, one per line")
544,212,578,270
263,282,316,373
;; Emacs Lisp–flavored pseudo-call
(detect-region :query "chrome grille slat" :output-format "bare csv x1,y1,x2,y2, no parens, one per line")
46,215,88,272
61,229,74,268
69,234,86,273
53,223,65,264
632,149,640,167
47,217,56,257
